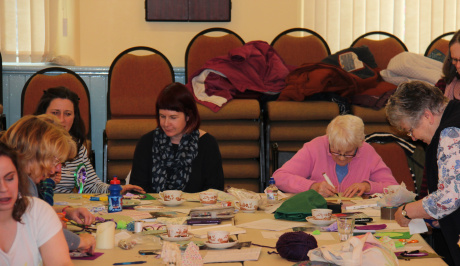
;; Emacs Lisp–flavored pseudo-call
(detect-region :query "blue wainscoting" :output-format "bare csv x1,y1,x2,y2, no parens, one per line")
2,65,186,179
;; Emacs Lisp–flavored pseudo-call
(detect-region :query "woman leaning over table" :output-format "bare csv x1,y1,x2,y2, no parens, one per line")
273,114,398,197
34,86,145,194
0,142,72,265
130,82,224,193
1,115,96,254
386,80,460,265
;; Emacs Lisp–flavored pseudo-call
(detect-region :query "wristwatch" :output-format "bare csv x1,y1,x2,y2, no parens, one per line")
401,204,411,220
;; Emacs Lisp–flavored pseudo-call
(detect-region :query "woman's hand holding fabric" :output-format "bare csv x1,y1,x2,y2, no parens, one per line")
311,181,337,197
121,184,146,194
342,182,370,198
78,233,96,255
65,207,95,225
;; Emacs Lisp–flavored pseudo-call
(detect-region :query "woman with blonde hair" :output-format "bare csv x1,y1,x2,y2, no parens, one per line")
1,115,96,254
273,114,398,197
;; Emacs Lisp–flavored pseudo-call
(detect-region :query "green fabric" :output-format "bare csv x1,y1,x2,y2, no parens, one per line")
274,190,327,221
142,193,156,200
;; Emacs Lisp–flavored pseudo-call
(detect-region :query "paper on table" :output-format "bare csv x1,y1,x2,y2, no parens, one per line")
356,207,381,217
384,223,405,230
264,202,282,214
260,231,284,239
203,247,261,263
189,224,246,238
236,219,305,231
409,218,428,234
324,193,362,201
172,208,191,214
313,232,335,241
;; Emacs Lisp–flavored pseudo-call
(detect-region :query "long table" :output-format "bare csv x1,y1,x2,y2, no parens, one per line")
54,194,446,266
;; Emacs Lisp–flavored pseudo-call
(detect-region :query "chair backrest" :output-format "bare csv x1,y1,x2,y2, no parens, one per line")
424,32,455,57
271,143,297,175
370,142,415,192
107,46,174,119
350,31,408,69
185,27,244,82
21,67,91,138
271,28,331,67
0,52,4,130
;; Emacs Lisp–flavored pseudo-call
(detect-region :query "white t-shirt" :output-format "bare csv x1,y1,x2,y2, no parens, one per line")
0,197,62,266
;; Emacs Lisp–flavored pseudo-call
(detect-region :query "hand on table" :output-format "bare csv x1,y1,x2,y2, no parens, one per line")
65,207,95,225
121,184,146,194
342,182,370,198
395,205,410,227
50,171,62,184
78,233,96,255
311,181,337,197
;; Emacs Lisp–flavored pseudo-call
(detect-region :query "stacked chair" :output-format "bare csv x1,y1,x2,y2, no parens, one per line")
186,28,264,192
265,28,334,178
103,46,174,183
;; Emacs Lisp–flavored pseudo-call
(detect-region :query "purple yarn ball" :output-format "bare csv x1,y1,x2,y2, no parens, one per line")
276,231,318,262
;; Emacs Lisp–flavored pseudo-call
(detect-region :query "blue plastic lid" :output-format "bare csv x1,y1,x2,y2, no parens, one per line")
269,177,275,184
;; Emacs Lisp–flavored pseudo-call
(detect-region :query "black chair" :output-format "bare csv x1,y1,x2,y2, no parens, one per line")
0,52,5,130
271,143,297,178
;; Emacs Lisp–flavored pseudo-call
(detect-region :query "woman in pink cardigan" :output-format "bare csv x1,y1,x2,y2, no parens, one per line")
273,114,398,197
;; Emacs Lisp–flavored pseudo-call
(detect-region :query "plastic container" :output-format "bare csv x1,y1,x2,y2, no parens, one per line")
266,177,279,204
108,176,122,213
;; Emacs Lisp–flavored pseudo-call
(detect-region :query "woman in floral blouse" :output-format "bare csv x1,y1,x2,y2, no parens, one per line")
386,80,460,265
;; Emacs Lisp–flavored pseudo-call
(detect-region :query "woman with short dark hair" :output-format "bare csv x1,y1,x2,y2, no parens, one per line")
130,82,224,193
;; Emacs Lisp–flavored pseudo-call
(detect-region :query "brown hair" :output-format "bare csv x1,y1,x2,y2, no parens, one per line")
0,142,30,222
155,82,200,134
442,30,460,84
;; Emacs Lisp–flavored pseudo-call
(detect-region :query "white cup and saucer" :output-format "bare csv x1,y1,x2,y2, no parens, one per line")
160,224,193,241
306,208,335,226
204,230,238,249
158,190,185,206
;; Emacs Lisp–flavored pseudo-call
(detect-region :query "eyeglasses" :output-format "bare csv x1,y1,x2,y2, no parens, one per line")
329,145,358,158
407,127,414,138
450,57,460,64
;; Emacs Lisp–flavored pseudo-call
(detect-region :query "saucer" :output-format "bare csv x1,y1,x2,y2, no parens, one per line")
159,199,185,206
306,216,335,226
160,233,193,242
205,240,238,249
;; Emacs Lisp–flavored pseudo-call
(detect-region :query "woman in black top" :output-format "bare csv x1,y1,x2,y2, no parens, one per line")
130,83,224,193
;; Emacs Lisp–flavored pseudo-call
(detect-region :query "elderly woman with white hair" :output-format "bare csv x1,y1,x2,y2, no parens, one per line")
273,114,398,197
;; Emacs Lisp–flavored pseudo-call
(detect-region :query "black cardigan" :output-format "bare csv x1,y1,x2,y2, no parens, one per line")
130,130,224,193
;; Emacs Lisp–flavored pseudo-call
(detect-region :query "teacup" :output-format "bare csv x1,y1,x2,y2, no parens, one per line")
240,198,259,213
159,190,182,202
207,230,229,244
311,208,332,220
199,191,218,205
166,224,189,238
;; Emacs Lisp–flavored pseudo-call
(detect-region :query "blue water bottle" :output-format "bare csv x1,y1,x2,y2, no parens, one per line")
108,176,122,213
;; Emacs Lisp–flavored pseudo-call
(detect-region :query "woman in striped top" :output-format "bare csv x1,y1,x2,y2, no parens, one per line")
35,87,145,194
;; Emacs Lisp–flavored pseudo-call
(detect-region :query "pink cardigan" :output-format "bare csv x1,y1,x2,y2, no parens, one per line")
273,135,398,194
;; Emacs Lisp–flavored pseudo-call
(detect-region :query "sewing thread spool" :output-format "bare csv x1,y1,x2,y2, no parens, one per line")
134,220,144,233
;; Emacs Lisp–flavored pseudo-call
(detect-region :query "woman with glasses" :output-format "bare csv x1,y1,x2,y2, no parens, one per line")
386,80,460,265
273,114,398,197
438,30,460,99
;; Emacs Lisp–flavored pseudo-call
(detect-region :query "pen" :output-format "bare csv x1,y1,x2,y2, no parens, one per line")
322,172,339,197
113,261,147,265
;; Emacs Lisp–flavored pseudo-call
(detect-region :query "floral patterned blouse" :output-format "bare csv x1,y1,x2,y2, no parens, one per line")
423,127,460,219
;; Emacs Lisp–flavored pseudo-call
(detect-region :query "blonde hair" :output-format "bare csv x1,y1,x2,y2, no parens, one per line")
0,115,77,179
326,115,365,151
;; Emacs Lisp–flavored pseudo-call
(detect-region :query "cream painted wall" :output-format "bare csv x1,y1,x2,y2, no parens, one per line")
78,0,302,67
